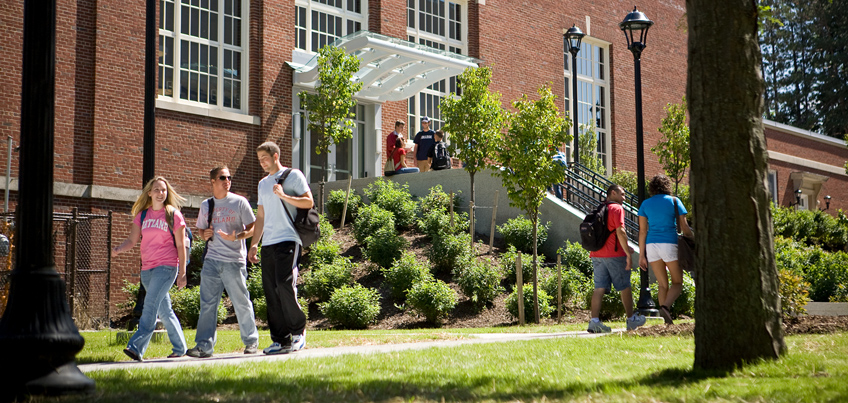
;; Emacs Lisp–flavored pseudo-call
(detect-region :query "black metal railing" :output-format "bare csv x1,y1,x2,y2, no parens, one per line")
558,162,639,243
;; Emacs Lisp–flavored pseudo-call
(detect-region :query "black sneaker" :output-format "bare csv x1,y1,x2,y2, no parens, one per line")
244,344,258,354
123,348,142,362
186,347,212,358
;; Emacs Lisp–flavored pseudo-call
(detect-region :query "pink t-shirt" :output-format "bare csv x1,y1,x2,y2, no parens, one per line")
133,207,186,271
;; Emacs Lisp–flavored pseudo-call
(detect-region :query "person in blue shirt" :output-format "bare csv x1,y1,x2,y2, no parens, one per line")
413,116,436,172
637,174,693,324
549,147,568,199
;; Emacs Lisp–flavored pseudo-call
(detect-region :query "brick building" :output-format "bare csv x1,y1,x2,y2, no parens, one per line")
1,0,846,313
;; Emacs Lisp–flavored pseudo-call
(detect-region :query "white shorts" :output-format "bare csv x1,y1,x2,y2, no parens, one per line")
646,243,678,263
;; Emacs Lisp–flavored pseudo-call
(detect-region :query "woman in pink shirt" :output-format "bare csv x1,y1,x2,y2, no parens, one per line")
112,176,188,361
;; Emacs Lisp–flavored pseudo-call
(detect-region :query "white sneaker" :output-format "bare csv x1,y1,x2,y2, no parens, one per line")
626,314,647,330
587,321,611,334
263,342,292,355
291,333,306,352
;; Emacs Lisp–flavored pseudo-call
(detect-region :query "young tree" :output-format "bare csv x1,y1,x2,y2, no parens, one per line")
576,123,605,175
651,97,690,195
495,85,571,323
688,0,786,370
298,45,363,191
440,66,508,205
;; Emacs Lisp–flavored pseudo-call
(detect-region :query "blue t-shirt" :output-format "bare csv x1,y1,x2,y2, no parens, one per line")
637,194,687,244
413,130,436,161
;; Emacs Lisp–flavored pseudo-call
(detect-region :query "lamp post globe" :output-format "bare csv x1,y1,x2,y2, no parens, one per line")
620,6,656,316
565,25,584,165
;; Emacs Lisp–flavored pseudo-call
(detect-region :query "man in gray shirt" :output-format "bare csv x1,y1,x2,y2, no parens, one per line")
186,166,259,357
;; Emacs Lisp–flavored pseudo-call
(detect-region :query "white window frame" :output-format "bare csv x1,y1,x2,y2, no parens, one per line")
563,37,611,175
157,0,250,117
294,0,367,53
768,170,778,203
406,0,467,134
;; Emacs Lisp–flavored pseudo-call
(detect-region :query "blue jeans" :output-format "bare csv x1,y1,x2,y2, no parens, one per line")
591,256,632,292
194,258,259,353
395,167,419,174
127,265,186,358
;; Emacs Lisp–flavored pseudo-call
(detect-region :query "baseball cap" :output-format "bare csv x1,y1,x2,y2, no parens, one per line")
395,120,405,126
421,116,430,122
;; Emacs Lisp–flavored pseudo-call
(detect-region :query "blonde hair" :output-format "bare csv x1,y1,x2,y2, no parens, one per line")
131,176,187,228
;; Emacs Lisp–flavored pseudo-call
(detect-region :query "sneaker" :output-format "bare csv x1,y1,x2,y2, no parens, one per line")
587,321,611,334
291,333,305,352
186,347,212,358
123,348,143,362
167,353,184,358
263,342,292,355
659,306,674,325
626,314,647,331
244,344,258,354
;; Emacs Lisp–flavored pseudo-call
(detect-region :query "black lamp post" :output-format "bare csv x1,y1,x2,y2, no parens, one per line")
565,25,585,164
791,189,802,209
822,195,832,211
620,6,655,316
0,0,94,397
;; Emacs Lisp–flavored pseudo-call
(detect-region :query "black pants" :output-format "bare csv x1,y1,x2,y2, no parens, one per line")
261,241,306,343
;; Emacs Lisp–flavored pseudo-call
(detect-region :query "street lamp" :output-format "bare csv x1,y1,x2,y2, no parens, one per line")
620,6,655,316
564,25,585,164
821,195,831,211
790,189,803,209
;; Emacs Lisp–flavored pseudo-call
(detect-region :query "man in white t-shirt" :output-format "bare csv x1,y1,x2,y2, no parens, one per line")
248,142,314,355
186,166,259,358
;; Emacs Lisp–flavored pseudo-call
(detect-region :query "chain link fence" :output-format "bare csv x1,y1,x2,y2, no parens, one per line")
0,209,113,329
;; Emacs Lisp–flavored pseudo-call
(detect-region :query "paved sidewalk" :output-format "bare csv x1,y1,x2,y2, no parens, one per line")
79,329,622,373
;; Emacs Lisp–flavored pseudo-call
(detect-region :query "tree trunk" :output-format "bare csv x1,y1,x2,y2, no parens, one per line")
531,211,539,323
687,0,786,370
470,171,476,208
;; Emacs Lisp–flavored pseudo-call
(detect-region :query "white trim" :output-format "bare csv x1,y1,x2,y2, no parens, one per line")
156,99,260,125
763,119,847,147
768,150,848,177
0,177,208,208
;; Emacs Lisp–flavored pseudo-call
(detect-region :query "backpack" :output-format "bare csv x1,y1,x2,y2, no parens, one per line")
579,201,614,252
201,197,215,261
140,207,194,265
431,142,451,170
277,168,321,249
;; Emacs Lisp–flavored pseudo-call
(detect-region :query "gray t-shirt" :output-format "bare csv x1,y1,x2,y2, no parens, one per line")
196,192,256,264
257,168,310,246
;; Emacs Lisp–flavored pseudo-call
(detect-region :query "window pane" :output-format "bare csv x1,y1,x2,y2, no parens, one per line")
223,79,231,108
199,74,208,103
200,10,208,38
209,47,217,74
166,1,174,31
181,5,190,34
224,49,232,78
224,17,232,45
233,18,241,46
189,72,198,101
180,70,189,99
209,76,217,103
190,7,199,36
231,51,240,79
232,81,240,109
210,11,218,41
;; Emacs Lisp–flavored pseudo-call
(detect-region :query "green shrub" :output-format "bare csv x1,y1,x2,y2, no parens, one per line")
428,231,474,274
188,241,206,284
454,258,504,307
772,205,848,252
169,286,226,328
540,266,593,312
301,257,355,302
326,189,361,223
779,268,810,316
502,245,536,287
406,279,457,324
298,296,309,320
319,284,381,329
363,178,417,229
307,238,343,268
382,252,433,300
805,251,848,302
364,226,409,269
628,269,696,318
497,216,549,253
418,185,462,216
506,284,554,320
252,295,307,322
416,209,469,240
581,287,628,321
247,266,264,300
558,241,593,279
353,204,395,245
608,168,639,196
318,213,335,241
117,280,141,312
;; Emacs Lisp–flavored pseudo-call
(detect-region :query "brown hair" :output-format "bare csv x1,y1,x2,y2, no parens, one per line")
256,142,281,159
131,176,186,227
209,165,229,180
648,175,673,196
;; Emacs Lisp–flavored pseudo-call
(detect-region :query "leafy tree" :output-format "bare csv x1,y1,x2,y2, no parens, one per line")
688,0,785,370
494,85,571,323
575,123,605,175
298,45,363,191
651,97,690,194
440,66,509,205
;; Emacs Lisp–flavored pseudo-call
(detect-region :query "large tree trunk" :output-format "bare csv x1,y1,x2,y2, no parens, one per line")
687,0,786,370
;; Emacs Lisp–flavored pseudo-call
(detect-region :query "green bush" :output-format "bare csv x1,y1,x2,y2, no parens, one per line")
117,280,141,312
326,189,361,223
353,204,395,245
540,266,593,312
301,257,355,302
247,266,264,301
364,226,409,269
558,241,593,279
319,284,381,329
428,231,474,274
581,287,628,321
628,269,696,318
363,178,417,229
382,252,433,300
416,209,469,240
307,238,343,268
252,295,308,322
779,268,810,316
406,279,457,324
502,245,536,287
318,213,335,241
418,185,462,216
805,251,848,302
506,284,554,320
497,216,550,254
454,258,504,307
772,205,848,252
169,286,226,328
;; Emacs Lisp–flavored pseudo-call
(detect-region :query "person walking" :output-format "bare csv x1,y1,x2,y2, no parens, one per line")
185,166,259,358
587,184,647,333
112,176,188,361
638,174,694,324
248,142,313,355
412,116,436,172
427,130,452,171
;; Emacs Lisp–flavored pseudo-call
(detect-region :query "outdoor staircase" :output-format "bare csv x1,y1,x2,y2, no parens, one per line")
559,162,639,244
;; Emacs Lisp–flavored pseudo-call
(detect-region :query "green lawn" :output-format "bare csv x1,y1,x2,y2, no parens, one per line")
43,328,848,402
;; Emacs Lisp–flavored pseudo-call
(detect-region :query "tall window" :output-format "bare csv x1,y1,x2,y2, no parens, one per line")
406,0,466,133
158,0,247,111
294,0,366,52
563,38,610,173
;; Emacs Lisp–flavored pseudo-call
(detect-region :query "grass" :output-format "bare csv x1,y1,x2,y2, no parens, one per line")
49,329,847,402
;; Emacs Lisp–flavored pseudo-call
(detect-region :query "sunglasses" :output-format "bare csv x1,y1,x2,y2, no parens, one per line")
218,175,232,181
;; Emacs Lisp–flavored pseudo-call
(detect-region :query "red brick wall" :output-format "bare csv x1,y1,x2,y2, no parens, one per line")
765,126,848,168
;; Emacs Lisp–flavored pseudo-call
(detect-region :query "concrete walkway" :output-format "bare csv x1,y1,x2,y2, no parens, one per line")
79,329,622,373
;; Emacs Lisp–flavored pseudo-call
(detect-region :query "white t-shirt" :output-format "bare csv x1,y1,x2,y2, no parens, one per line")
257,168,310,246
196,192,256,264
